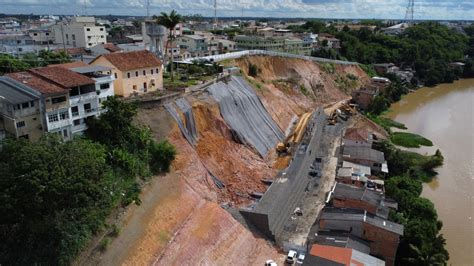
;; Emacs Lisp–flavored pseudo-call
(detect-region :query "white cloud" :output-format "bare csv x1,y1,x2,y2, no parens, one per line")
0,0,472,19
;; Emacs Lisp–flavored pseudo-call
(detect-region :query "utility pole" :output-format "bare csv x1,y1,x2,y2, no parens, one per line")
404,0,415,24
214,0,217,30
60,23,66,50
146,0,150,18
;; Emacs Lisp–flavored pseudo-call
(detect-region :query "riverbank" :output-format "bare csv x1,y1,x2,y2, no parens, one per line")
385,78,474,266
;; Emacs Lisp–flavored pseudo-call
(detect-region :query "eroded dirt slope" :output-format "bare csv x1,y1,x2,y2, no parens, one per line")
88,57,372,266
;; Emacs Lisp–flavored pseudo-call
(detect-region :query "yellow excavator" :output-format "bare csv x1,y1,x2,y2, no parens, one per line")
277,112,313,155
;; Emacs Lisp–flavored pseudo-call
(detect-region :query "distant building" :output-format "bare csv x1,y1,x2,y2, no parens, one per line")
318,207,403,266
175,35,208,53
90,50,163,97
305,243,385,266
52,17,107,48
342,146,388,173
28,29,54,44
351,86,379,110
318,33,341,49
89,43,123,56
234,35,311,55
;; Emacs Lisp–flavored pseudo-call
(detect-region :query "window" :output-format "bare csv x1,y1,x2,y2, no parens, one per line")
100,28,104,31
114,73,118,79
59,111,69,120
86,28,91,31
133,85,137,91
72,34,75,40
16,121,26,128
73,119,81,126
21,102,29,109
52,96,66,104
48,113,59,122
46,33,49,36
156,68,159,73
30,101,35,107
84,103,91,113
71,106,79,117
100,83,110,90
135,71,138,77
143,82,147,89
33,33,38,36
14,104,21,110
127,72,131,78
70,87,80,96
88,43,92,46
151,69,154,74
19,134,29,140
63,129,68,137
65,34,68,39
101,35,104,38
143,70,146,75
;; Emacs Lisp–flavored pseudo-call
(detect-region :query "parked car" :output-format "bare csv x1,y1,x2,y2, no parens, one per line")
296,253,305,264
265,259,277,266
286,250,297,264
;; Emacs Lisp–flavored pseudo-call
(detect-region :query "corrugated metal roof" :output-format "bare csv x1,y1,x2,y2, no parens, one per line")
0,76,39,104
70,65,112,74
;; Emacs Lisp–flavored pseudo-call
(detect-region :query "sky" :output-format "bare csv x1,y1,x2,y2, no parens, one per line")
0,0,473,20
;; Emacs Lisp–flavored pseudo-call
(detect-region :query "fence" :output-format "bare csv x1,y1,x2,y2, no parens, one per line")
182,50,359,66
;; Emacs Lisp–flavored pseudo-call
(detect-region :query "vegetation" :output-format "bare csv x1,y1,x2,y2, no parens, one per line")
367,115,407,132
311,22,470,86
0,51,71,74
374,139,447,265
0,98,175,265
156,10,183,82
248,63,259,77
390,132,433,148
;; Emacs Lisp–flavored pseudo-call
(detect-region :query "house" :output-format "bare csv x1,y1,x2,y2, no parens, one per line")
337,166,369,188
313,231,372,254
318,33,341,49
175,35,208,53
305,244,385,266
28,29,54,44
89,43,123,56
90,50,163,97
330,183,397,219
0,77,43,141
318,208,403,266
7,65,114,139
235,35,312,55
351,86,379,110
52,17,107,48
342,146,388,173
343,128,374,148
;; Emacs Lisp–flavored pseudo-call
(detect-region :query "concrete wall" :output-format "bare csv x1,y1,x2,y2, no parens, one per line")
332,198,378,216
363,223,400,266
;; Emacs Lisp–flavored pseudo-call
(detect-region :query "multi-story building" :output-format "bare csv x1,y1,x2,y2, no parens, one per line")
28,29,54,44
5,65,114,140
0,76,43,141
52,17,107,49
175,35,208,53
234,35,312,55
90,50,163,97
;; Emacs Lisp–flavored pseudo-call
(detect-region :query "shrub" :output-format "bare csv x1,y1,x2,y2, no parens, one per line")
149,140,176,173
248,63,258,77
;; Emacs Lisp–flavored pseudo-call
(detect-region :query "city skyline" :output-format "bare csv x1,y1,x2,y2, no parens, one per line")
0,0,473,20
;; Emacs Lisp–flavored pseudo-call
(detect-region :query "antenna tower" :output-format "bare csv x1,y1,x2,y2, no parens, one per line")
214,0,217,29
404,0,415,24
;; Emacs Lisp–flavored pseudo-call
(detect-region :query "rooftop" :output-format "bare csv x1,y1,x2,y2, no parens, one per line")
315,231,371,254
332,183,391,218
0,76,40,104
29,67,95,88
320,208,404,236
7,72,66,95
47,61,88,69
342,161,371,176
344,128,372,143
70,65,112,74
307,244,385,266
343,146,385,163
96,50,162,71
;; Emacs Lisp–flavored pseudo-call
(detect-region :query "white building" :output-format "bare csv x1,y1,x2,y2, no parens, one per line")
52,17,107,49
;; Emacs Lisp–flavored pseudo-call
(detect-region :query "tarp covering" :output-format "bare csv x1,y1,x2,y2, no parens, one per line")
175,98,199,144
164,102,197,147
208,76,284,157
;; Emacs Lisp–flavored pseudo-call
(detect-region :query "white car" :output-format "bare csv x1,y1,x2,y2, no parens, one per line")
296,253,305,264
286,250,297,264
265,259,277,266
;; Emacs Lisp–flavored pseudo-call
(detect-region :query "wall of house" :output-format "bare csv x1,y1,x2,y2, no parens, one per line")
332,198,378,216
121,67,163,97
362,223,400,266
343,138,372,148
343,157,382,172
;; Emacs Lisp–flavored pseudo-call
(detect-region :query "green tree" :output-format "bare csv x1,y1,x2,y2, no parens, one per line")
156,10,183,82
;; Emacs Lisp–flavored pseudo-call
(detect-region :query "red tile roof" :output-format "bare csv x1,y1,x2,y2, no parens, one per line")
94,50,162,71
310,244,352,265
7,72,66,95
344,128,371,142
47,61,88,69
29,66,95,88
102,43,122,53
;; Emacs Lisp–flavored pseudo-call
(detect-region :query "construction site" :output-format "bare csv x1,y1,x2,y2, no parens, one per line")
77,54,392,265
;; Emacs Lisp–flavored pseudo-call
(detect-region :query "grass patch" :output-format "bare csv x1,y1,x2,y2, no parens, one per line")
321,62,336,74
299,85,310,96
360,64,377,77
368,115,407,132
390,132,433,148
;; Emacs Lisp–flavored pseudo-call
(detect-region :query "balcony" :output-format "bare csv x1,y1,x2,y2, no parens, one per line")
71,108,99,119
69,92,98,105
47,119,71,131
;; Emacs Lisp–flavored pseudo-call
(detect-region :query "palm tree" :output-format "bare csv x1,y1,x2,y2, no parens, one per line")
156,10,182,82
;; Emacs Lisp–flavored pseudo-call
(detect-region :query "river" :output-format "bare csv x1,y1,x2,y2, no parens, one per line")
386,79,474,266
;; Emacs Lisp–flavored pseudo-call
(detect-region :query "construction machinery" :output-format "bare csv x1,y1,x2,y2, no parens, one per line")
277,112,313,155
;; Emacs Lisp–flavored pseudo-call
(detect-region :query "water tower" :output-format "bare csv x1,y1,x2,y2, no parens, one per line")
145,20,167,60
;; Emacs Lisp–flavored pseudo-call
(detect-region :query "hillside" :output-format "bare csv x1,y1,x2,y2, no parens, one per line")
80,56,373,265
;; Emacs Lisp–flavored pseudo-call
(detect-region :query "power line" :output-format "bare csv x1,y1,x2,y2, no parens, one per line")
405,0,415,24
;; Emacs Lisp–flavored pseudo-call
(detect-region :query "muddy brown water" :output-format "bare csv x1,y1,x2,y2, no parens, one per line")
386,79,474,266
